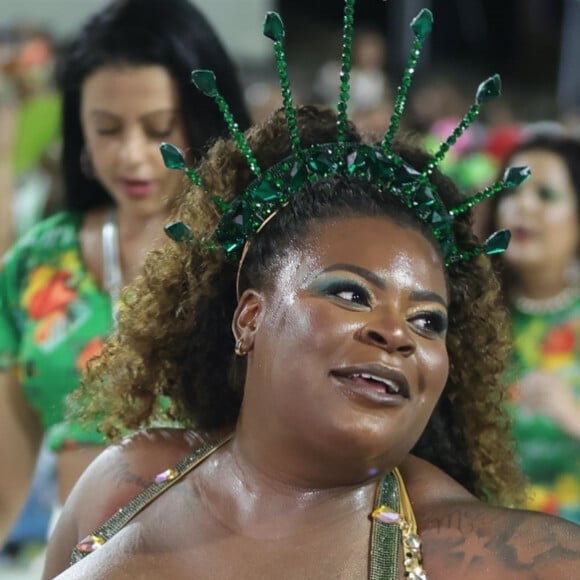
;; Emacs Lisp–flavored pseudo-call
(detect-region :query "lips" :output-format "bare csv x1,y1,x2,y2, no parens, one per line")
331,363,411,402
509,226,535,242
120,178,155,198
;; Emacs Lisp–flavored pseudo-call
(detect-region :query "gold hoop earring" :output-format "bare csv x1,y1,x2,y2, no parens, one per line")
234,339,246,357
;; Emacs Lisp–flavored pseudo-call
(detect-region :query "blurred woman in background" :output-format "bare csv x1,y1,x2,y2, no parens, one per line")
0,0,250,545
489,129,580,524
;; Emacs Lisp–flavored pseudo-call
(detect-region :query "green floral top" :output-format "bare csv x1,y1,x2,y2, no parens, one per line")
509,297,580,524
0,212,111,451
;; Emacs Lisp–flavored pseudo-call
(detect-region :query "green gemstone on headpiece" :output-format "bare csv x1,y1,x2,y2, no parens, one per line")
177,5,512,271
264,12,285,41
411,8,433,39
213,196,230,213
476,74,501,104
160,142,186,170
185,168,203,187
382,8,432,152
164,221,194,243
336,0,357,144
191,70,219,97
419,73,499,184
265,12,302,157
503,165,531,188
483,229,511,255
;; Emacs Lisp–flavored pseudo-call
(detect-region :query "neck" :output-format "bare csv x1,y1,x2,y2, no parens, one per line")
198,430,381,540
113,206,169,284
512,261,572,300
115,206,169,241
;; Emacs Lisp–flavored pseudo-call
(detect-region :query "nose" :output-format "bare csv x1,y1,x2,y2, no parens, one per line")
512,185,542,214
356,308,416,357
119,128,148,166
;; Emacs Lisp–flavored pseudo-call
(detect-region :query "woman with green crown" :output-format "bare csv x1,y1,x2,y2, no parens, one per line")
43,4,580,579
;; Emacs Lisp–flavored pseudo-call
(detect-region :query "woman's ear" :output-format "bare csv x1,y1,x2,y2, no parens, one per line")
231,289,264,355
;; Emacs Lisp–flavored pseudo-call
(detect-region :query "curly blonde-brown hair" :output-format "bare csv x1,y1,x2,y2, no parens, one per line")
76,105,523,506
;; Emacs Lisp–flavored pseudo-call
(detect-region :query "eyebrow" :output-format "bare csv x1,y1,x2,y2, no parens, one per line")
88,109,177,121
321,263,448,308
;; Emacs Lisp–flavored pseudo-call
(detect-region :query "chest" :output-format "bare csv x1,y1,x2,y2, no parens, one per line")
83,516,372,580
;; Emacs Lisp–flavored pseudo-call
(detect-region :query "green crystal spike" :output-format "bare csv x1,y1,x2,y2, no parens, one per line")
336,0,356,144
503,165,531,188
160,142,186,170
164,221,194,242
476,74,501,104
192,70,262,178
264,12,301,157
263,10,284,41
449,165,531,217
419,74,502,183
382,9,433,152
482,229,511,255
411,6,434,39
160,142,204,187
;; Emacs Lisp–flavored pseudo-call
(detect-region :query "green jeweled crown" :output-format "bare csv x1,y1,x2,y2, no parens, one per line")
160,2,530,267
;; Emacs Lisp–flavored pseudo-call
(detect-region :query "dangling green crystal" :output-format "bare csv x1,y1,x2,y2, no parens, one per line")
264,11,285,41
476,74,501,105
503,165,531,188
160,142,186,170
191,70,219,97
410,8,433,40
483,229,511,255
164,221,194,243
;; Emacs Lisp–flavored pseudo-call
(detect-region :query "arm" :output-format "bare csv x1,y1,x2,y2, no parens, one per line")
0,368,43,546
420,501,580,578
42,427,207,579
0,99,18,256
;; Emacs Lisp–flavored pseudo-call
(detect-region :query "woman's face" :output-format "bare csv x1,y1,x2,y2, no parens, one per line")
496,149,580,271
240,215,449,468
81,65,189,218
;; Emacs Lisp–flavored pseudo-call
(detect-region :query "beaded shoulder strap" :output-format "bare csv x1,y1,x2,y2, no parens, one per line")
70,436,231,565
370,468,426,580
370,471,401,579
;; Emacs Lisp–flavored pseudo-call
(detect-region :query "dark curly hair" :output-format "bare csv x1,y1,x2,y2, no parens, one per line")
76,105,523,506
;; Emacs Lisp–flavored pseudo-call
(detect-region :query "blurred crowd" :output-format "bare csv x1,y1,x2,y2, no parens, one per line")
2,1,580,577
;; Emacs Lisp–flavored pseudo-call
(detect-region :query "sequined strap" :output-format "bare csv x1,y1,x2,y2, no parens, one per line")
370,468,427,580
369,471,400,580
70,436,231,565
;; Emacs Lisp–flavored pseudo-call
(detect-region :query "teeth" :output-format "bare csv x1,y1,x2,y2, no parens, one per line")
351,373,400,393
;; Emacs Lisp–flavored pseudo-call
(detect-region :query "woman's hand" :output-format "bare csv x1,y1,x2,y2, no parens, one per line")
519,370,580,439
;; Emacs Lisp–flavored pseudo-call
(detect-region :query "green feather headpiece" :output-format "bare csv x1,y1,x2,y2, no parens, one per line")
161,2,529,267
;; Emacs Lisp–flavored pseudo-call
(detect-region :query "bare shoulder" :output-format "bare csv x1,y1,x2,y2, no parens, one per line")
42,427,228,580
403,457,580,579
